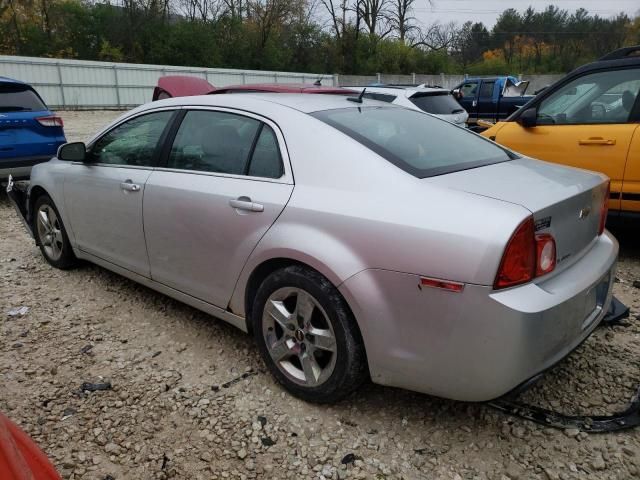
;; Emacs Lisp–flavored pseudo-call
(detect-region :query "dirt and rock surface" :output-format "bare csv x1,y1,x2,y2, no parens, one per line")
1,111,640,479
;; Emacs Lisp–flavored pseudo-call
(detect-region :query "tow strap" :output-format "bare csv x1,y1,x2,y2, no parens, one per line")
488,296,639,433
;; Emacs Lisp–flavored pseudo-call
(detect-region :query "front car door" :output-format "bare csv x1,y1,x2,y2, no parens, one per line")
143,108,294,308
491,67,640,214
63,110,175,276
457,80,479,118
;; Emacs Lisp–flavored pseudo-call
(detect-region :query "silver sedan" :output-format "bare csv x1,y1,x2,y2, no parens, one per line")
8,93,617,403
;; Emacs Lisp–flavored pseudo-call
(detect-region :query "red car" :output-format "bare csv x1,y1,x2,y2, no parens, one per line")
152,76,354,101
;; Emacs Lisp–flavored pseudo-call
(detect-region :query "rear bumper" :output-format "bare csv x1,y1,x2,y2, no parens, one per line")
339,231,618,401
0,155,53,180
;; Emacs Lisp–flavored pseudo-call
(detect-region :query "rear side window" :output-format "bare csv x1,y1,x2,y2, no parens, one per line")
248,126,283,178
312,107,513,178
409,93,464,114
479,81,495,98
0,85,47,112
168,110,283,178
362,92,397,103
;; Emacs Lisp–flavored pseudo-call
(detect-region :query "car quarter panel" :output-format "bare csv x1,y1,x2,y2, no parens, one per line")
228,105,531,316
338,231,617,401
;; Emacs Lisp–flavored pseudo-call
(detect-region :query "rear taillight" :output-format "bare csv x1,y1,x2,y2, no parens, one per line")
494,217,536,289
494,216,557,289
35,115,63,127
599,181,610,235
535,234,556,276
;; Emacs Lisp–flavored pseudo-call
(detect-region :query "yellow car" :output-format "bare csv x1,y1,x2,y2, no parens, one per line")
482,46,640,221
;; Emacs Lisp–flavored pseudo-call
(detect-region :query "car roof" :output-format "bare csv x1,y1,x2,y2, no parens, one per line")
213,83,355,95
0,76,26,86
346,85,449,95
142,92,396,114
572,45,640,75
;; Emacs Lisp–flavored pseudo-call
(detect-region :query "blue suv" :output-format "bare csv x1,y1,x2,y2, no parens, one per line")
1,77,66,180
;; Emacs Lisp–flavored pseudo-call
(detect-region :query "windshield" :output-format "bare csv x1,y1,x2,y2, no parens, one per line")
0,85,47,112
312,107,514,178
409,92,465,115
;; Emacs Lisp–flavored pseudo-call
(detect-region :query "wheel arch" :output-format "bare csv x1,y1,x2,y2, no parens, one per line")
239,256,364,349
28,185,52,242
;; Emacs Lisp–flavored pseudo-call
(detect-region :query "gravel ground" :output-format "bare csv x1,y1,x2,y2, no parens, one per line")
1,111,640,480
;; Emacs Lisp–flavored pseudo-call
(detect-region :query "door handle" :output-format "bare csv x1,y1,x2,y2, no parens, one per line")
578,137,616,146
120,181,141,192
229,196,264,212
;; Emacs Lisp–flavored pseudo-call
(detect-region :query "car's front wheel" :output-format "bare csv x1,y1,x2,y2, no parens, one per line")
33,194,77,269
253,265,367,403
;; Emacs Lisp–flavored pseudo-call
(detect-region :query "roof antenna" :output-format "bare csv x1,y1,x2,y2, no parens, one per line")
347,87,366,104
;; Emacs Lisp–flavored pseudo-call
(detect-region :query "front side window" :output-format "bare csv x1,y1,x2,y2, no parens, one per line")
89,111,173,166
537,68,640,125
313,107,513,178
460,82,478,97
169,110,283,178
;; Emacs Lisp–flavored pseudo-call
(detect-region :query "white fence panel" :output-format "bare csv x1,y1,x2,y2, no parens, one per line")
0,55,568,109
0,55,335,109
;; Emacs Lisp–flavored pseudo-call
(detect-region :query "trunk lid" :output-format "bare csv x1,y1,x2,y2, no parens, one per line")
426,158,607,269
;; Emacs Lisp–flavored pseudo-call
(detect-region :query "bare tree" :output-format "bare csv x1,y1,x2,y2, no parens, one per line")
319,0,352,40
412,21,457,50
387,0,431,43
358,0,391,37
248,0,298,48
222,0,246,19
178,0,224,21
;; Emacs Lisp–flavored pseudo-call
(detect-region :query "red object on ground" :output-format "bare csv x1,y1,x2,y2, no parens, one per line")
0,413,61,480
153,75,216,100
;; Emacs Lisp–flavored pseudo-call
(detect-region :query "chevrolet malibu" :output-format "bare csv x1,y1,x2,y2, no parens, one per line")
8,94,617,403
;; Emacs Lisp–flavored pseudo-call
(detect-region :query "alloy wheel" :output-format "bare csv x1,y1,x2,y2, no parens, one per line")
36,204,64,261
262,287,337,387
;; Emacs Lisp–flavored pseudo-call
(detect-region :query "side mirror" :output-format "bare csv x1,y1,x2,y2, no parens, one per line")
451,89,462,100
57,142,87,162
517,107,537,128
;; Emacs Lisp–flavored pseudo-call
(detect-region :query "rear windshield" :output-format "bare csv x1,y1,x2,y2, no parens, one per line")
312,107,514,178
409,92,464,115
0,85,47,112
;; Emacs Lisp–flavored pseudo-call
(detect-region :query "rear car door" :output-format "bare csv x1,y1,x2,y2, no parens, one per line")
492,67,640,214
63,109,176,276
143,108,294,308
477,80,496,120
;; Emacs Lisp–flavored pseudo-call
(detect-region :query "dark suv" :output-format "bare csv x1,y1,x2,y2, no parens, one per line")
1,77,66,180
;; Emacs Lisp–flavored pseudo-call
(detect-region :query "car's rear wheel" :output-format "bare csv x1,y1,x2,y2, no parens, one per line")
33,195,77,269
253,265,367,403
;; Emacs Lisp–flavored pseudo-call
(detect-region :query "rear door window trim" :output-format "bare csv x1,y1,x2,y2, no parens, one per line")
155,106,292,184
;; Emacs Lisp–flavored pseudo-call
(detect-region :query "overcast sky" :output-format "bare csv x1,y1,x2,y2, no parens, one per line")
413,0,640,27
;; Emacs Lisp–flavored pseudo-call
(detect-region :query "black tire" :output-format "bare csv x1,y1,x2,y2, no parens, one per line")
33,194,77,269
253,265,367,403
